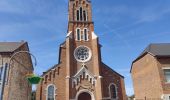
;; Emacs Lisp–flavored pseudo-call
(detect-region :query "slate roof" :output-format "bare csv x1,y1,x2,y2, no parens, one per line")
140,43,170,57
130,43,170,72
0,42,25,53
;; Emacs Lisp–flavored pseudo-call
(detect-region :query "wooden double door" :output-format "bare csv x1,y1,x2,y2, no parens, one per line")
78,92,91,100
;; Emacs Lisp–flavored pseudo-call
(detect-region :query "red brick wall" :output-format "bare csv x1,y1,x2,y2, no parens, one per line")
101,63,126,100
156,57,170,94
131,54,163,99
1,43,33,100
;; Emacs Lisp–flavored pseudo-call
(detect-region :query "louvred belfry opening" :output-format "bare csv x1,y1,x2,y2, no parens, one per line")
67,0,94,42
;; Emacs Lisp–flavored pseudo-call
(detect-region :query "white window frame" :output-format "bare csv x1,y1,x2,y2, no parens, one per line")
108,83,118,100
76,28,81,41
161,94,170,100
76,6,88,21
83,28,89,41
86,10,88,21
163,67,170,83
46,84,57,100
79,7,83,21
76,28,89,41
76,10,80,21
76,7,80,21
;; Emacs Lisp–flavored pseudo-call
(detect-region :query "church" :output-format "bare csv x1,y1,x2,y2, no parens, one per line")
36,0,126,100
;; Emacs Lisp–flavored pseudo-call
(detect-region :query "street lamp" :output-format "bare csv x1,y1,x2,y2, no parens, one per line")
4,51,42,98
7,51,42,85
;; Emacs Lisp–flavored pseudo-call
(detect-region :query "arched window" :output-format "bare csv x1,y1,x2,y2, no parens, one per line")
76,28,81,41
76,7,88,21
47,85,55,100
77,10,80,21
80,7,83,21
109,83,117,99
83,28,89,41
83,10,87,21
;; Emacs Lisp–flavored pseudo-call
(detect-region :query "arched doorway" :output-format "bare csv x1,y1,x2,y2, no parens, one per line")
78,92,91,100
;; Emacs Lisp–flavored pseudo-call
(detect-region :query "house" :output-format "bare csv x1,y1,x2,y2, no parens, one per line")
0,41,33,100
131,43,170,100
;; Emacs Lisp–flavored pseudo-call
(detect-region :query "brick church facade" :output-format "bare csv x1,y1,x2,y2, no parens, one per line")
36,0,126,100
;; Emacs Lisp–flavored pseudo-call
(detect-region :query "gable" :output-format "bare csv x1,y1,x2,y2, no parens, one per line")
101,62,124,78
130,53,156,73
72,66,96,86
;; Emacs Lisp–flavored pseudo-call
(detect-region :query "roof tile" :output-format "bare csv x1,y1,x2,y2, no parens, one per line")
0,42,25,53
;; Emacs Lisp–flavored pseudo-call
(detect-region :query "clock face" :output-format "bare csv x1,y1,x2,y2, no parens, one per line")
74,46,92,62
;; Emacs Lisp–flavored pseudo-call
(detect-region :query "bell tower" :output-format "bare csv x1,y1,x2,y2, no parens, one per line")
36,0,126,100
68,0,93,22
66,0,103,100
67,0,94,40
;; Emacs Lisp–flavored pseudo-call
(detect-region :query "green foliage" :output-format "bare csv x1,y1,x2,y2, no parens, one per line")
27,74,42,84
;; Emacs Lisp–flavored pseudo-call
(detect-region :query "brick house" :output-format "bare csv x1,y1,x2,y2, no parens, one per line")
36,0,126,100
0,41,33,100
131,43,170,100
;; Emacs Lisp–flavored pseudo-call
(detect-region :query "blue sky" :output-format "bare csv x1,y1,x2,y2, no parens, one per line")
1,0,170,96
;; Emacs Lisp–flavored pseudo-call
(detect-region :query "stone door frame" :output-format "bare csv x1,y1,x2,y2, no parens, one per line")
75,89,95,100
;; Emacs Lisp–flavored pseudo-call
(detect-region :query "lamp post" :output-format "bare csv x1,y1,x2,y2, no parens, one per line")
6,51,42,100
6,51,36,83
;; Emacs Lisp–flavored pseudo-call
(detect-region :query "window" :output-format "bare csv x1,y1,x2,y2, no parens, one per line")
76,28,81,41
4,63,9,84
80,7,83,21
0,66,3,81
83,28,88,41
76,7,88,21
47,85,55,100
74,46,91,62
76,28,89,41
77,10,79,21
164,69,170,83
109,84,117,99
83,10,87,21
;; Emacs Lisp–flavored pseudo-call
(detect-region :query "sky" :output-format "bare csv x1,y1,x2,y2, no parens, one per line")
0,0,170,96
